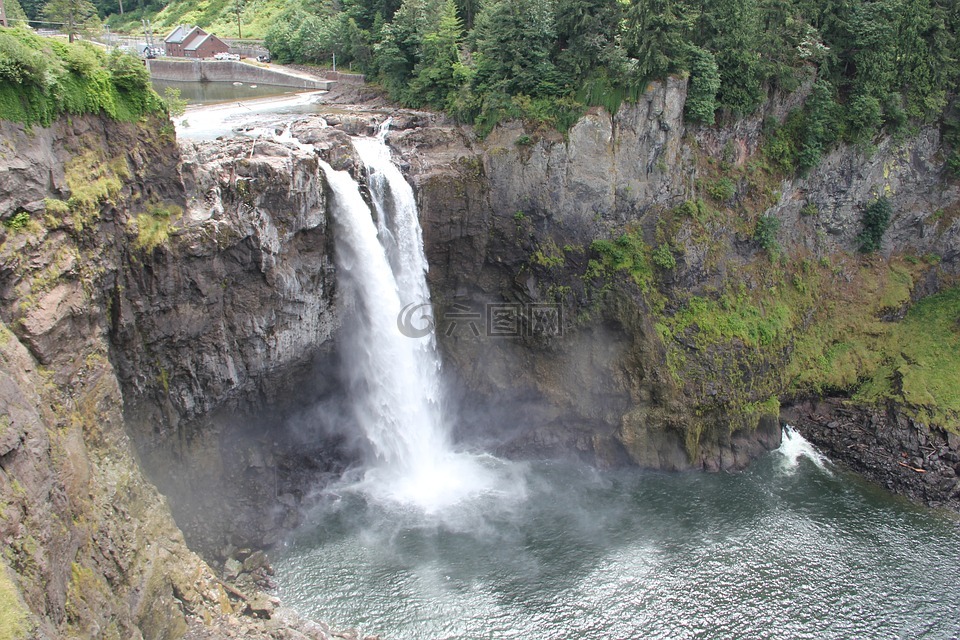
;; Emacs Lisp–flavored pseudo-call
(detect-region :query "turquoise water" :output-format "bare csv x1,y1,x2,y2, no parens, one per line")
273,436,960,639
151,79,298,105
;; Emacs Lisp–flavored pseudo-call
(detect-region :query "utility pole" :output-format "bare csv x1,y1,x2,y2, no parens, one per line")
235,0,242,39
142,18,153,49
0,0,8,28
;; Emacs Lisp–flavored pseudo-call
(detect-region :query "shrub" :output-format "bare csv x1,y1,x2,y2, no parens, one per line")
706,177,736,202
652,243,677,270
685,46,720,124
0,27,162,126
107,50,150,93
754,215,781,255
591,231,652,289
858,197,892,253
2,211,31,232
800,203,819,217
134,204,182,252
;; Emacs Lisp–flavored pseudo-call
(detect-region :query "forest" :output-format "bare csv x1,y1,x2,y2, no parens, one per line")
5,0,960,170
258,0,960,167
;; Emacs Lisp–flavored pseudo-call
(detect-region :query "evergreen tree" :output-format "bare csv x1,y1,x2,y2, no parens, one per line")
473,0,562,97
18,0,44,20
342,0,403,31
896,0,954,120
685,45,721,123
701,0,764,115
41,0,99,42
797,78,840,172
409,0,463,109
846,0,898,140
373,0,444,100
4,0,29,24
623,0,695,81
454,0,479,29
553,0,622,81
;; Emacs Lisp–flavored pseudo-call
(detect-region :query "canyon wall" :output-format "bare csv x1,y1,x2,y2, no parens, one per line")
0,115,337,639
2,76,959,636
392,78,960,472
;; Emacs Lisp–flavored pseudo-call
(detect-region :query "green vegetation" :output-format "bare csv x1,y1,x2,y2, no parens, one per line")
105,0,285,42
530,238,565,269
132,203,181,251
785,259,960,432
222,0,960,143
800,202,819,217
162,88,186,125
664,288,795,351
706,177,736,203
753,215,781,255
41,0,100,42
86,0,960,153
858,196,892,253
0,27,163,127
856,287,960,428
2,212,31,232
0,564,29,640
590,230,653,291
651,243,677,270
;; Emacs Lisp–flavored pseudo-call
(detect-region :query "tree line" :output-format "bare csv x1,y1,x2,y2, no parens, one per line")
265,0,959,159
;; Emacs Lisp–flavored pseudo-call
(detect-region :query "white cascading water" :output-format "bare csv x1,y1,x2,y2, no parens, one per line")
777,425,831,472
319,123,497,512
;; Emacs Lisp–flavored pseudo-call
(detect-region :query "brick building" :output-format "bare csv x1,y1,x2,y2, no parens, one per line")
164,25,230,59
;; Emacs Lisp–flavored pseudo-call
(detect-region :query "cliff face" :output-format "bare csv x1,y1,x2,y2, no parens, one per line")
0,115,338,639
390,78,960,471
2,76,958,637
114,133,345,554
0,115,221,639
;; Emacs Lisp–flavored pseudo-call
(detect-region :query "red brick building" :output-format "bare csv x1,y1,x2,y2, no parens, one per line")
164,25,230,59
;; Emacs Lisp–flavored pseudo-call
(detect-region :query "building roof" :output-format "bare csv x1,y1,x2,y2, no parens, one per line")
165,25,203,44
184,33,212,51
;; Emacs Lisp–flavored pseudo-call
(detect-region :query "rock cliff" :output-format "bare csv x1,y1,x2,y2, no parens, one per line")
390,78,959,473
0,115,340,639
2,75,959,637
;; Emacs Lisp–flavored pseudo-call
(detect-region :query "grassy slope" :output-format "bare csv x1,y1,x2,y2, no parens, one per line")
0,564,29,640
107,0,286,39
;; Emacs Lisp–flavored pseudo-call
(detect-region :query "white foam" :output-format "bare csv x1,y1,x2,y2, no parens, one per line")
777,425,831,473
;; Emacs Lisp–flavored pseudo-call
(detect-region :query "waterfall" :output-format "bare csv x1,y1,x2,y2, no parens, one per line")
319,127,496,512
777,426,831,473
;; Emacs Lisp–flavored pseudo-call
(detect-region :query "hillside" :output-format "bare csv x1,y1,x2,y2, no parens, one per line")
104,0,285,40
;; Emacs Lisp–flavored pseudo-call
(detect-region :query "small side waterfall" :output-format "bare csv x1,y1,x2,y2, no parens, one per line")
777,425,831,472
320,126,496,512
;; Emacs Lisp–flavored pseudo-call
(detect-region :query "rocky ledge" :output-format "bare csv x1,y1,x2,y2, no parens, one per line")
784,399,960,512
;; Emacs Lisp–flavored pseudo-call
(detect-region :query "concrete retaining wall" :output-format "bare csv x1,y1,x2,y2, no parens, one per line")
320,70,366,84
224,39,269,59
147,59,332,90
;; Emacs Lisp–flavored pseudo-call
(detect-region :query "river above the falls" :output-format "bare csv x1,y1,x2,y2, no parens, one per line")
272,431,960,639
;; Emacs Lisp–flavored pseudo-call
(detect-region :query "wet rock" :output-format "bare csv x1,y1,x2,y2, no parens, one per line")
784,399,960,512
242,550,270,574
244,593,276,619
223,558,243,581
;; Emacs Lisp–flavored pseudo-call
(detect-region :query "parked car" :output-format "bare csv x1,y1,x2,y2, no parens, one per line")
256,54,271,63
213,52,241,61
